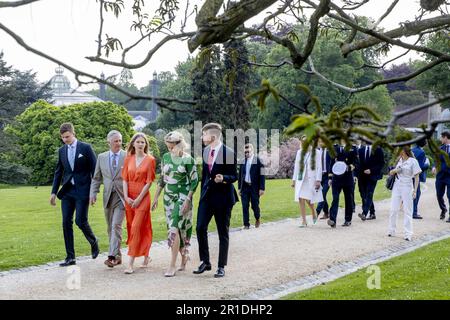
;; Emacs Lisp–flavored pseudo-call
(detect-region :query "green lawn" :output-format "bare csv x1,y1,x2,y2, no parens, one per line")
0,178,390,271
284,237,450,300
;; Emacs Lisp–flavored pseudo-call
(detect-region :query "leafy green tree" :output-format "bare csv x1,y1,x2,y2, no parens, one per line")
5,100,157,185
155,59,196,130
0,52,52,184
414,33,450,107
192,45,228,125
223,39,253,129
250,27,394,129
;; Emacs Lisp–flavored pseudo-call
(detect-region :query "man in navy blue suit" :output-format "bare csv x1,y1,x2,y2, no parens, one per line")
432,131,450,222
238,143,265,229
193,123,239,278
356,143,385,221
412,139,429,220
316,140,331,219
50,123,99,267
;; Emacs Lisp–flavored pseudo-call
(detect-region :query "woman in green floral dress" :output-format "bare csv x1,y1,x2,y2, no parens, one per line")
152,131,199,277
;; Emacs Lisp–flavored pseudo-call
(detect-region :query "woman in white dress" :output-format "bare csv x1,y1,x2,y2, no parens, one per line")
388,146,421,241
291,138,323,227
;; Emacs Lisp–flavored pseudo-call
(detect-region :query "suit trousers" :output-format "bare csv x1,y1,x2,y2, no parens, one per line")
435,178,450,213
196,199,232,268
105,191,125,258
389,183,413,238
61,185,97,259
316,173,329,215
358,177,377,216
330,183,353,223
412,179,421,217
241,183,261,227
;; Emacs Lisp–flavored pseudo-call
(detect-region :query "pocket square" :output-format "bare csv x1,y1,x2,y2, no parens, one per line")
78,154,84,158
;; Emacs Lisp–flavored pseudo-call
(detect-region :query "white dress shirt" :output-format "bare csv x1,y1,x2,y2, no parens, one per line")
245,155,254,183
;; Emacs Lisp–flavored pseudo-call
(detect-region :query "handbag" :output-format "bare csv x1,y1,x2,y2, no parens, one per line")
386,173,397,190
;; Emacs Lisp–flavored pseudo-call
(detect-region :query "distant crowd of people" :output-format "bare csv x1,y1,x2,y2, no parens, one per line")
49,122,450,278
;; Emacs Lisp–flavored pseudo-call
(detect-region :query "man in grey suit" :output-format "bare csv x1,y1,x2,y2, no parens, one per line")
90,130,127,268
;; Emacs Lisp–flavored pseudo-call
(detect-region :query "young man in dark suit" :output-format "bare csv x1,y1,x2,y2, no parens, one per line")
432,131,450,222
328,142,359,228
356,143,385,221
194,123,239,278
238,143,265,229
412,139,429,219
50,123,99,267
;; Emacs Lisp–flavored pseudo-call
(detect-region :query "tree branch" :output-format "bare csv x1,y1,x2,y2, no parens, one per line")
0,0,40,8
372,0,400,29
307,56,446,93
341,14,450,56
86,32,195,69
0,20,196,110
187,0,278,52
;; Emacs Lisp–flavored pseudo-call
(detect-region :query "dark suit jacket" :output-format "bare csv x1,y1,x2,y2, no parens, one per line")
412,146,429,183
238,156,265,193
357,145,385,181
435,145,450,184
330,144,359,187
51,141,97,199
320,148,332,174
200,144,239,207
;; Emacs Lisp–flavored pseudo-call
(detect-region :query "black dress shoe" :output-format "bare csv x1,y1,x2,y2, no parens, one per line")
342,221,351,227
193,262,212,274
214,267,225,278
327,219,336,228
440,211,446,220
367,215,376,220
413,215,423,219
358,213,366,221
91,239,99,259
59,258,76,267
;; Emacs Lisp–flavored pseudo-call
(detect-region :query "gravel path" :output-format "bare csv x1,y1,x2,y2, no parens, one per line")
1,179,448,300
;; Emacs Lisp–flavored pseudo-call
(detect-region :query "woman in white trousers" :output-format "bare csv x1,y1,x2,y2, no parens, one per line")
388,146,421,241
291,138,323,227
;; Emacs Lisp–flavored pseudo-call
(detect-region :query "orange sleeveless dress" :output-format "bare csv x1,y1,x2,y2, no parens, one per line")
122,154,156,257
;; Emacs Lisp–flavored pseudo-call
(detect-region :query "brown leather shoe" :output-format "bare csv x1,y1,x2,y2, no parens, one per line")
104,258,115,268
114,256,122,265
255,219,261,228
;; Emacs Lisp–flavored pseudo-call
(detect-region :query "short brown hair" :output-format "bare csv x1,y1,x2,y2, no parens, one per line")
202,122,222,132
60,123,75,135
127,133,150,155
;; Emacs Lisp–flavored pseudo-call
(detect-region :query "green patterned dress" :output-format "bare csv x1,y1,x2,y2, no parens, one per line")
158,152,199,255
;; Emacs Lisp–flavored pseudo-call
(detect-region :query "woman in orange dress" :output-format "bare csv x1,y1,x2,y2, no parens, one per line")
122,133,156,274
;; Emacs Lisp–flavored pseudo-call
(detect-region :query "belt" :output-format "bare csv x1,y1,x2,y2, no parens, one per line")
244,182,252,186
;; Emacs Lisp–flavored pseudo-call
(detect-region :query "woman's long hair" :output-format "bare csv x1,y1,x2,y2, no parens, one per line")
127,133,149,155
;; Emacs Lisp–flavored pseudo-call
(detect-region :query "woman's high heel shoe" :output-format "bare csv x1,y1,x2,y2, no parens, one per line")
140,256,152,268
178,255,190,271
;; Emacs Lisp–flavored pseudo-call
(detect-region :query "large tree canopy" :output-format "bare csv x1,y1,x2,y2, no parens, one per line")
0,0,449,158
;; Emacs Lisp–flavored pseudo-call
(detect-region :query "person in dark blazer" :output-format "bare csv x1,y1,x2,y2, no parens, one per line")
356,143,385,221
432,131,450,222
238,143,265,229
328,142,359,228
193,123,239,278
316,140,332,219
50,123,99,267
412,139,429,220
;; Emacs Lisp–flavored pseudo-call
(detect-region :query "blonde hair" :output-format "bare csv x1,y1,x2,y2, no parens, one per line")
127,133,150,155
164,131,187,157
